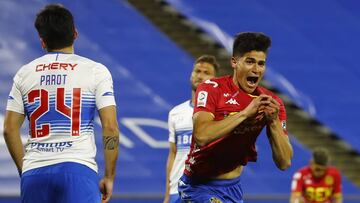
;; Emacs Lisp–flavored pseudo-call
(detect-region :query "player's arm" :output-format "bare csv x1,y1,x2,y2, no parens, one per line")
98,106,119,203
264,97,293,170
164,142,176,203
193,95,270,146
3,110,25,176
289,192,304,203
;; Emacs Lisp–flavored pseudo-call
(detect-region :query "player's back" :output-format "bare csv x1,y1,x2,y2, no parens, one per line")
8,53,114,173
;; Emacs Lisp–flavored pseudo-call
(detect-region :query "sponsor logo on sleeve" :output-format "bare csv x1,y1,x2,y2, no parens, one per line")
204,79,218,88
8,95,14,100
197,91,208,107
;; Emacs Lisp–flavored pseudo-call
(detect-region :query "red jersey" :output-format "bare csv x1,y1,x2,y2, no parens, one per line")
184,76,287,179
291,166,342,203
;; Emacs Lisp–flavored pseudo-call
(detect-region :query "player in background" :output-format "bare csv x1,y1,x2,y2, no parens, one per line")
3,4,119,203
163,55,219,203
290,148,342,203
178,32,293,202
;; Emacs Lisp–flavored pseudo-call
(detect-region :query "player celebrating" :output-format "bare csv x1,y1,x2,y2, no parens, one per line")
178,32,293,202
163,55,218,203
290,148,342,203
3,4,119,203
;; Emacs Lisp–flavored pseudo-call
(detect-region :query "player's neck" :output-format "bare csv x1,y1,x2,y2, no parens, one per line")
48,45,74,54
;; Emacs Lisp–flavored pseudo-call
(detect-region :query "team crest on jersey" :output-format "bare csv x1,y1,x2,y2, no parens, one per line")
210,197,223,203
197,91,208,107
325,175,334,185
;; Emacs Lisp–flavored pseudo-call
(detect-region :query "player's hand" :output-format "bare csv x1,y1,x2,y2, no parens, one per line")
260,96,280,122
243,94,272,118
99,177,114,203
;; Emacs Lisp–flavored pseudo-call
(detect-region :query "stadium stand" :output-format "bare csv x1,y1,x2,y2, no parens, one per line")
0,0,359,202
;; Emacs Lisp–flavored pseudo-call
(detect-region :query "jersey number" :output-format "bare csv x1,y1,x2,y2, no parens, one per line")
28,88,81,138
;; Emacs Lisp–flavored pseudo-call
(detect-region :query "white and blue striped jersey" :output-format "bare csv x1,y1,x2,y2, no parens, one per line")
6,53,116,174
168,100,193,195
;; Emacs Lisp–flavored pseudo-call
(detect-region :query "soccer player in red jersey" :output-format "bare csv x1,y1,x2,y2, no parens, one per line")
178,32,293,202
290,148,342,203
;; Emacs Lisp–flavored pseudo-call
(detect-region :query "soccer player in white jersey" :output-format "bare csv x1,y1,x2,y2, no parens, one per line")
163,55,219,203
3,4,119,203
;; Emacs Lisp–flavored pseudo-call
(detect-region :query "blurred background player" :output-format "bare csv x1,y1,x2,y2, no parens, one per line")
3,4,119,203
163,55,219,203
178,32,293,202
290,148,342,203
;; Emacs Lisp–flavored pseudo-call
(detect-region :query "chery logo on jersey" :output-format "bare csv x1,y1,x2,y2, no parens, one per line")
36,62,78,72
197,91,208,107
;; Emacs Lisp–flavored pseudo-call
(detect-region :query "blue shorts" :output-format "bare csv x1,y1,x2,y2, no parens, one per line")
170,193,181,203
21,162,101,203
178,174,244,203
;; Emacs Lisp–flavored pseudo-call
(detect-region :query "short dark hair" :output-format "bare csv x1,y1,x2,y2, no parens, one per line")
194,55,219,74
312,148,330,166
35,4,75,51
232,32,271,57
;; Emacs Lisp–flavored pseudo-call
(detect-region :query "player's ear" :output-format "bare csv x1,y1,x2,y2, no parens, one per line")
40,38,46,50
231,57,237,69
74,28,78,40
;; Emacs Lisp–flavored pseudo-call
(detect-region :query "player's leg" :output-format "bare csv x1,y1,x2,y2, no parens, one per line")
53,162,101,203
21,173,54,203
21,162,100,203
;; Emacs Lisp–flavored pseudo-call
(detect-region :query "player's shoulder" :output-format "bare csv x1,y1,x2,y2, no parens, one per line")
199,76,232,90
169,100,192,115
294,166,310,177
71,54,107,69
327,166,341,176
14,55,48,78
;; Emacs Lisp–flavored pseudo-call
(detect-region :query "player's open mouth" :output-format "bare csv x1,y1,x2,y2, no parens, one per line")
246,76,259,86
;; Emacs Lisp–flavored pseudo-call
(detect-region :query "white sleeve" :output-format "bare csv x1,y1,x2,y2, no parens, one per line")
6,74,24,114
168,111,175,143
94,64,116,110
